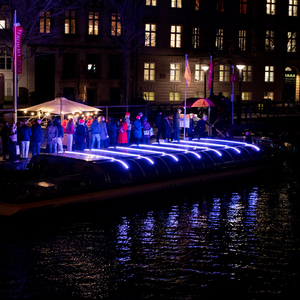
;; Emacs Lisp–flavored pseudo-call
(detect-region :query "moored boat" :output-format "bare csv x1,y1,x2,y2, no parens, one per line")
0,139,282,216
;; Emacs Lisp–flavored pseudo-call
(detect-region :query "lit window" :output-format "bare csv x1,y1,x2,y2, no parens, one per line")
215,29,223,50
144,92,155,101
40,11,51,33
170,25,181,48
170,63,181,81
243,65,252,82
195,0,200,10
192,28,200,49
145,23,156,47
171,0,182,8
89,11,99,35
219,65,230,82
195,64,205,82
264,92,274,100
111,12,121,36
265,66,274,82
65,10,76,35
169,91,181,101
144,63,155,81
287,31,296,52
288,0,298,16
146,0,157,6
240,0,247,14
242,92,252,101
265,30,275,51
216,0,224,12
239,30,246,51
266,0,276,15
87,54,99,78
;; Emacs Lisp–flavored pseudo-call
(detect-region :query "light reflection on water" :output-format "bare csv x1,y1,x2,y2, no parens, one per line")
0,160,300,299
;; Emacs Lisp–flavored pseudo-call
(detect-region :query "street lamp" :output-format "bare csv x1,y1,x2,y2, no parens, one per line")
236,65,245,100
202,66,209,98
236,65,245,125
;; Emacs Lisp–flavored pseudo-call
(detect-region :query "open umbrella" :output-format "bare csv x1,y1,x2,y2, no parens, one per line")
180,98,215,108
18,97,101,115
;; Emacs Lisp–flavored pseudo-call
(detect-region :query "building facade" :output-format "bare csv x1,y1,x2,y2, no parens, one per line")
0,0,299,109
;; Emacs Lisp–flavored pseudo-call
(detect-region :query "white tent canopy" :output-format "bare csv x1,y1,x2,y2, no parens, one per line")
18,97,101,115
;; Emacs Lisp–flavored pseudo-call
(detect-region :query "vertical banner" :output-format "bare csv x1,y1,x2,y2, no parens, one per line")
13,17,23,74
184,58,191,86
208,56,213,98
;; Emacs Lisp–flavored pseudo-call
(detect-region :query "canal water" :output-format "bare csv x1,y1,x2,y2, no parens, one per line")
0,156,299,300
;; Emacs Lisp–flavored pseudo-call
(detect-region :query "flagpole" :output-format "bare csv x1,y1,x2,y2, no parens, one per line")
184,54,187,141
13,10,17,123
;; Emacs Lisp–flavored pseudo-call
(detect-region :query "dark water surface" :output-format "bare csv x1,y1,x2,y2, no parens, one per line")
1,157,300,300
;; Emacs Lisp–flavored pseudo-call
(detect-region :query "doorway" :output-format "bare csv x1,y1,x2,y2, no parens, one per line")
284,67,297,102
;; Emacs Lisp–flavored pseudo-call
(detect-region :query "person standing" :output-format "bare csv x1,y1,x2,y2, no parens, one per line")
155,111,163,143
0,121,10,160
8,122,18,162
46,120,58,153
141,116,151,144
107,117,118,147
54,118,64,153
125,112,132,146
31,119,44,156
90,116,101,149
65,118,74,151
99,116,109,148
173,109,181,141
162,115,171,142
196,115,209,138
117,118,128,146
133,115,142,146
75,119,87,151
19,119,32,159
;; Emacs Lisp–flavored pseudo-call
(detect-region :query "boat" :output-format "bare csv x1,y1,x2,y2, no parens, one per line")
0,139,281,216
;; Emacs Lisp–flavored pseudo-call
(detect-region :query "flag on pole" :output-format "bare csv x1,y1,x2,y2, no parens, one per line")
208,56,213,90
13,14,23,74
185,58,191,86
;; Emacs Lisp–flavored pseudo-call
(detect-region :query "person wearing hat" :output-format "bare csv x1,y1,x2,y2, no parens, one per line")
173,109,181,142
31,119,44,156
125,112,132,146
133,115,142,146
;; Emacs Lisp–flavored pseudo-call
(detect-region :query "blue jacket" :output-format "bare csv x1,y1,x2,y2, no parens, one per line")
91,120,100,134
31,124,43,143
133,119,142,138
19,124,32,141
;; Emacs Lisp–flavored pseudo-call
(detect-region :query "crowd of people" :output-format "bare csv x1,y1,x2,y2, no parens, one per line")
0,112,154,162
1,105,251,162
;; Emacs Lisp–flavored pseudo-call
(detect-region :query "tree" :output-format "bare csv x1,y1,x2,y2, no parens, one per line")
102,0,149,105
0,0,80,57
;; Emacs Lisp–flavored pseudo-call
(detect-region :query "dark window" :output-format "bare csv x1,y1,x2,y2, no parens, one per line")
109,55,121,79
63,53,76,78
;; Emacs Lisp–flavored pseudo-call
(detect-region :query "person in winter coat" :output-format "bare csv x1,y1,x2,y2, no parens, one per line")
75,119,87,151
99,116,109,148
19,119,32,159
0,121,10,160
117,118,128,145
107,117,118,147
133,115,142,146
65,118,74,151
125,112,132,146
173,109,181,141
8,122,18,162
90,117,101,149
141,116,151,144
46,120,58,153
31,119,44,156
162,115,172,142
155,111,163,143
54,118,64,153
